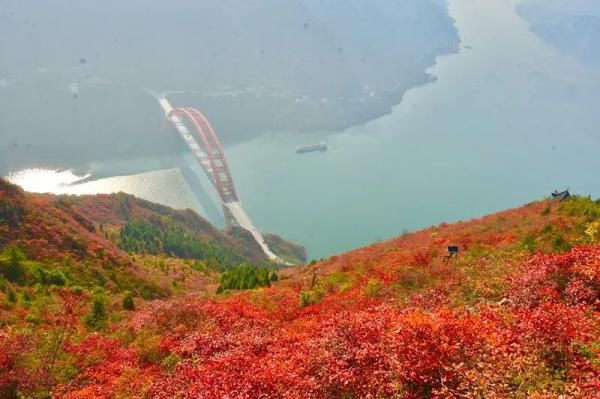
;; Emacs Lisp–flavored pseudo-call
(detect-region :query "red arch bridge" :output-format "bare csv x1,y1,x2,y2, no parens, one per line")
155,96,282,263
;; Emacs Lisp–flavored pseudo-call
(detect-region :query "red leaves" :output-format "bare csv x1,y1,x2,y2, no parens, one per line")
510,245,600,308
411,248,432,267
5,192,599,398
0,330,33,392
519,304,584,351
56,334,159,399
54,243,600,398
389,310,484,396
565,278,597,305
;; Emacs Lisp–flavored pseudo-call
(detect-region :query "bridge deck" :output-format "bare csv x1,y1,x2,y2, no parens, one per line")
224,201,280,261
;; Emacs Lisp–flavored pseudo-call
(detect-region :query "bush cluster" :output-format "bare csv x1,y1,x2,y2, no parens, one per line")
216,264,277,293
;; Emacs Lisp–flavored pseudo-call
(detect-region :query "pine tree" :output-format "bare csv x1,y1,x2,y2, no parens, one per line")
122,292,135,310
85,297,108,330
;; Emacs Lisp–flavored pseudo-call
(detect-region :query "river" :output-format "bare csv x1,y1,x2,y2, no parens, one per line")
7,0,600,259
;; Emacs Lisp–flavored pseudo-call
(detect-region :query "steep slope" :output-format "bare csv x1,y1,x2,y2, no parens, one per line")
0,179,304,298
62,192,305,266
0,179,172,298
2,189,599,398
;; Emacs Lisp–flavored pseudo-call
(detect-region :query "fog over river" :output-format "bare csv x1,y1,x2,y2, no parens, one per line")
6,0,600,259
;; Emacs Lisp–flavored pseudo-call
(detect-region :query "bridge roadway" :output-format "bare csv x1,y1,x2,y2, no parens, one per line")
154,95,283,263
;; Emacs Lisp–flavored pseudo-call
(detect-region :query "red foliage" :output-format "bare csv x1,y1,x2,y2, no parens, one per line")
0,330,34,395
56,334,160,399
59,243,600,398
4,184,599,398
411,248,432,267
510,245,600,308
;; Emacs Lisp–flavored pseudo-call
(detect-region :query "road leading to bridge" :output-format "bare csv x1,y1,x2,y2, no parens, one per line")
151,93,283,263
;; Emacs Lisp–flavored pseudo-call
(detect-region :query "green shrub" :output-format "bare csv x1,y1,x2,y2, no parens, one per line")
299,291,311,307
37,267,50,285
521,235,537,253
217,264,274,293
21,291,32,302
299,288,324,307
541,206,551,216
191,261,208,274
25,314,40,325
36,266,68,287
134,332,163,364
161,354,182,374
49,270,67,286
7,288,17,303
2,247,26,283
85,297,108,330
72,286,84,295
560,196,600,221
364,278,383,298
122,291,135,310
552,234,572,253
323,272,354,293
467,245,488,258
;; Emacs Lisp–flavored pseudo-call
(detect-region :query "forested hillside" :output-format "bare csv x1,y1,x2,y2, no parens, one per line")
1,179,599,397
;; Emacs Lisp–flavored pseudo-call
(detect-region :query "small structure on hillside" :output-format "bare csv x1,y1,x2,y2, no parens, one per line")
551,189,571,201
310,271,318,289
443,245,459,263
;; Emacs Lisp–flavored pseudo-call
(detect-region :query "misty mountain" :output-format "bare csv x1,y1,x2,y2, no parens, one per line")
519,0,600,66
0,0,458,174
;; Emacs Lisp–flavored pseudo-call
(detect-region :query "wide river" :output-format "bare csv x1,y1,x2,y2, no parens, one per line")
8,0,600,259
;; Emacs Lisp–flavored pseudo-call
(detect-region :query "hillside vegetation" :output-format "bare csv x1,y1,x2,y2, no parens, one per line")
1,179,599,398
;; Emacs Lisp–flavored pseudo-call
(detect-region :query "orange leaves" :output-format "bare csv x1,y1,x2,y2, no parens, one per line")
411,248,433,267
60,242,596,397
4,183,600,398
56,282,600,398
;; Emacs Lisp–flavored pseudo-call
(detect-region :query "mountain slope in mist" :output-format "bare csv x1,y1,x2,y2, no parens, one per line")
519,0,600,66
0,0,458,173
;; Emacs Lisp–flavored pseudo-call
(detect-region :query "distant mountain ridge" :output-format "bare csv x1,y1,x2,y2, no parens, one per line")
519,0,600,66
0,0,458,173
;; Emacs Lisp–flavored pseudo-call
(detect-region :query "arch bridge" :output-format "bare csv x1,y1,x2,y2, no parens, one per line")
155,97,282,263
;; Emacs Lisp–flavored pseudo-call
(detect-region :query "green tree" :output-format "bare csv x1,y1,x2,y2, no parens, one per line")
7,287,17,303
217,264,277,293
122,291,135,310
552,234,572,253
2,247,25,283
49,270,67,286
85,297,108,330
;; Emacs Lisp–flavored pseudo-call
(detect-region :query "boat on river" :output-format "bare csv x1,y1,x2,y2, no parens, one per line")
296,141,328,154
